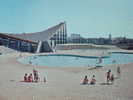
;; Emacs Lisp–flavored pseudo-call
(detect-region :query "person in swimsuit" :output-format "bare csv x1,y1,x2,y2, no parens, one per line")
24,73,28,82
117,66,121,78
90,75,96,85
28,73,33,82
33,69,39,82
106,70,111,83
110,74,114,84
82,75,89,85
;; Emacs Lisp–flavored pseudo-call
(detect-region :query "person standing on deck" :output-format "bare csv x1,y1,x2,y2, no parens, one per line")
106,69,111,83
117,66,121,78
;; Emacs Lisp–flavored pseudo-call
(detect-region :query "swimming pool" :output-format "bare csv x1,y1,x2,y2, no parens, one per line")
18,52,133,67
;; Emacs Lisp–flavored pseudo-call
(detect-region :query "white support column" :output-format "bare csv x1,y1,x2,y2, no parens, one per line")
59,26,61,44
59,28,61,44
62,24,65,44
57,29,60,44
64,22,67,43
36,41,42,53
61,25,63,44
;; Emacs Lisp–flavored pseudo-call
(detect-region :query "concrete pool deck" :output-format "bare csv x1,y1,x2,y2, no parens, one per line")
0,46,133,100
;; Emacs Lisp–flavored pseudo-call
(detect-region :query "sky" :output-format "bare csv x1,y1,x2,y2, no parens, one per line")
0,0,132,38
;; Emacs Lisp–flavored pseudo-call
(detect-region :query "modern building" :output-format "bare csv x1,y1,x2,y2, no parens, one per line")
70,33,81,39
0,22,67,53
68,33,85,43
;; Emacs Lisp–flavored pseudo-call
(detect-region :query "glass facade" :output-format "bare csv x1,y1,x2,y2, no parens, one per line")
50,22,67,47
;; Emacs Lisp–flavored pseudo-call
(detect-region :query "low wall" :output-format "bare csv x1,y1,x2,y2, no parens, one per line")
56,44,118,50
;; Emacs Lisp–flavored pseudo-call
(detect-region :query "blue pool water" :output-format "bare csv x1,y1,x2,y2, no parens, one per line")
18,52,133,67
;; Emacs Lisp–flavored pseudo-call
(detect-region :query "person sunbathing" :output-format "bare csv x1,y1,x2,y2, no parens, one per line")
90,75,96,85
28,73,33,82
82,75,89,84
33,69,39,82
24,73,28,82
